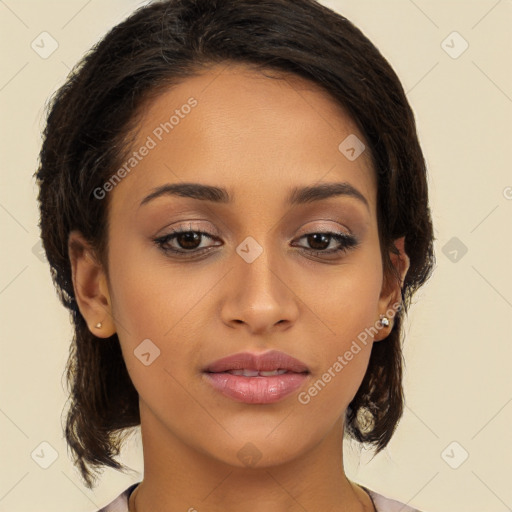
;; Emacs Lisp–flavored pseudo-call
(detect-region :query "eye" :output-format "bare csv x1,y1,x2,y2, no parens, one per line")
293,231,359,257
153,226,359,259
153,226,221,256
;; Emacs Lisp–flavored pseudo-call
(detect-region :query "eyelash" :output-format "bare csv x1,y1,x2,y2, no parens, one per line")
153,225,359,259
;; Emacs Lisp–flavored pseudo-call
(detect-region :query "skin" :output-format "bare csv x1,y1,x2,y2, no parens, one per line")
69,63,409,512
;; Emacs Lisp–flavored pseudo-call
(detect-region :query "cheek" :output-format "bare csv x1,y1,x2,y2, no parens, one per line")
297,319,375,423
300,253,382,406
107,236,211,339
307,249,383,338
106,241,219,385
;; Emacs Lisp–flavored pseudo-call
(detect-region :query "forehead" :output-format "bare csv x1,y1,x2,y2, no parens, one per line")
110,62,376,216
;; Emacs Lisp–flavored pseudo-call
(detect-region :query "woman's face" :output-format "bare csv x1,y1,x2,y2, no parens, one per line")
77,63,406,468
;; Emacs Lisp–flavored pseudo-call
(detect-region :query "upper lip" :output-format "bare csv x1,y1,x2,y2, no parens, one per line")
203,350,309,373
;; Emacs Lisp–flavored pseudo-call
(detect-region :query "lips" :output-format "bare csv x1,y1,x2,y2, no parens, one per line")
202,350,310,404
203,349,310,374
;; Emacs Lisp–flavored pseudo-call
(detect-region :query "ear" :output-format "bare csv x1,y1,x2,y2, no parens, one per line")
374,236,410,341
68,230,116,337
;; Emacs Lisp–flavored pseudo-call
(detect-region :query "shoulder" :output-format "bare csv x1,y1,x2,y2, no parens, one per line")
97,482,140,512
361,485,426,512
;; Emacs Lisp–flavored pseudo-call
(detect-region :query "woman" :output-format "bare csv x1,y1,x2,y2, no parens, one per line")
35,0,435,510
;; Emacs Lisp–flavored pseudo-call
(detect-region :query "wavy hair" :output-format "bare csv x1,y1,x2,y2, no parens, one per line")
35,0,435,489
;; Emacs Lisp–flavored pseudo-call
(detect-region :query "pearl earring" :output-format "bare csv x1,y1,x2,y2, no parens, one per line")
95,322,102,329
379,315,390,327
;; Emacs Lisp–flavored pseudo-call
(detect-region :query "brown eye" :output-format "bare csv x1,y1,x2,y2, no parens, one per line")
174,232,202,250
306,233,331,250
154,229,221,256
293,231,359,257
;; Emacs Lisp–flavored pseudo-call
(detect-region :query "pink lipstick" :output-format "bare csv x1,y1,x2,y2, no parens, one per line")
203,350,309,404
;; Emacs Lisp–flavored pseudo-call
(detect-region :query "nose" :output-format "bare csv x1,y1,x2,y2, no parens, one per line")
220,242,300,335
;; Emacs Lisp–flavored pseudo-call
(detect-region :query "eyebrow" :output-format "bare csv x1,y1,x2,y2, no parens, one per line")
139,181,369,211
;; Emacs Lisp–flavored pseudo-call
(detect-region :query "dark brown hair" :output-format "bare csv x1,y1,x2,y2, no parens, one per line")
35,0,435,489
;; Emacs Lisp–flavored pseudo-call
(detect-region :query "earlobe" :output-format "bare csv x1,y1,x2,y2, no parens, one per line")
68,230,116,337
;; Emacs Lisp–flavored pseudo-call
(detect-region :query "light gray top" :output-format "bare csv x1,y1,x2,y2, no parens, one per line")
97,482,425,511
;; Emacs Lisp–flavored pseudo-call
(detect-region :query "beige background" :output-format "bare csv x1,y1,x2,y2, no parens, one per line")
1,1,511,511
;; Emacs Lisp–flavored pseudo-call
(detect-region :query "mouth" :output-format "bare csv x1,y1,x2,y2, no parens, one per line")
202,350,310,404
203,349,310,374
213,368,297,377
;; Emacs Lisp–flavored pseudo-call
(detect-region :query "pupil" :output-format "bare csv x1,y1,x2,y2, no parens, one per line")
179,232,200,249
308,233,329,250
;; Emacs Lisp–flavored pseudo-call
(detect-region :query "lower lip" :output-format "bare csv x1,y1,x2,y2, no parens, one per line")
203,372,309,404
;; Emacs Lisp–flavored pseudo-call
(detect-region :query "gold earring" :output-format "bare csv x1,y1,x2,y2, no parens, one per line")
95,322,102,329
